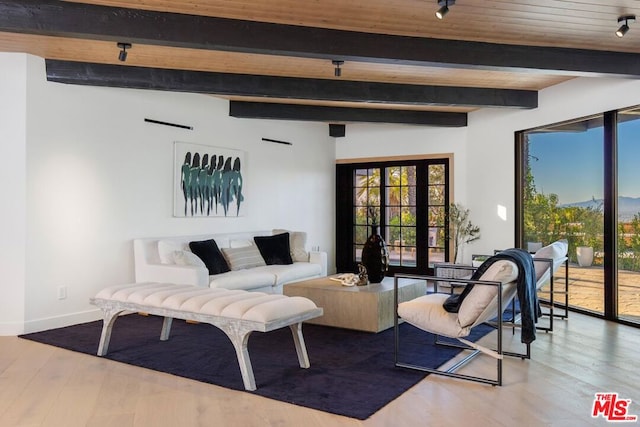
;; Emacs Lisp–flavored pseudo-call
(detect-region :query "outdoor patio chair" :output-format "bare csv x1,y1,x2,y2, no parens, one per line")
394,258,530,386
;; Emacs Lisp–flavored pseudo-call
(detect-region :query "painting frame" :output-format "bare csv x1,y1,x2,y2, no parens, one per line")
173,141,246,217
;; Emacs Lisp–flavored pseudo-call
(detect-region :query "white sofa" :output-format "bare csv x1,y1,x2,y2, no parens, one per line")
133,230,328,294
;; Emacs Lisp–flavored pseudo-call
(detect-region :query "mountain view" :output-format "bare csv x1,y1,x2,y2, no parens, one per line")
561,196,640,221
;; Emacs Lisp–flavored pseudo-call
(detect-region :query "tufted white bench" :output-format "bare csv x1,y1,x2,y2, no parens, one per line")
90,282,323,391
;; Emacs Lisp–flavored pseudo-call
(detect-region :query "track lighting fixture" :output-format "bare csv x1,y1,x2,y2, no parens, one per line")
332,60,344,77
117,42,132,62
616,15,635,38
435,0,455,20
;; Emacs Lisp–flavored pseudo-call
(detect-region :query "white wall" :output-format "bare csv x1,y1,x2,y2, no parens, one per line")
2,53,336,334
6,51,640,334
465,77,640,260
335,122,469,202
0,53,27,334
337,77,640,264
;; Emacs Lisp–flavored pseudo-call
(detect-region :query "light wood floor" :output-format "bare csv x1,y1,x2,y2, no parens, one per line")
1,312,638,427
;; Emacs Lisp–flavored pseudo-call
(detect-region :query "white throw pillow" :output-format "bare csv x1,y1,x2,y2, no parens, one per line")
457,260,518,327
173,250,206,268
157,240,186,264
533,239,568,281
229,239,253,248
221,245,267,270
273,229,309,262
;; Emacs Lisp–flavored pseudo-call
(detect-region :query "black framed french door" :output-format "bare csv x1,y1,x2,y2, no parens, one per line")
336,157,450,277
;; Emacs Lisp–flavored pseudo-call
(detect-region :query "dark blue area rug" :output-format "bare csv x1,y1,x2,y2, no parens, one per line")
20,315,491,420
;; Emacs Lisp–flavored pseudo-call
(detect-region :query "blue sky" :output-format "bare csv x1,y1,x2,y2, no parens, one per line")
528,118,640,204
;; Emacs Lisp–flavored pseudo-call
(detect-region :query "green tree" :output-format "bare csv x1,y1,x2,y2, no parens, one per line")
618,213,640,271
523,150,604,264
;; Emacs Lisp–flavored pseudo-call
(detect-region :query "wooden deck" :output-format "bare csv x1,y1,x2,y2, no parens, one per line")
546,264,640,322
388,251,639,322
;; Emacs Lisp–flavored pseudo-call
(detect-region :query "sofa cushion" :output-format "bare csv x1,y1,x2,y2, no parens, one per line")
173,250,207,268
158,240,187,264
273,229,309,262
209,269,276,291
221,245,267,270
254,233,293,265
229,239,253,248
189,239,231,275
261,262,323,285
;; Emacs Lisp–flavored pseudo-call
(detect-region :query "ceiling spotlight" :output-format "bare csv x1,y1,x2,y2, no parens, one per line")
332,60,344,77
117,42,132,62
435,0,455,20
616,15,635,38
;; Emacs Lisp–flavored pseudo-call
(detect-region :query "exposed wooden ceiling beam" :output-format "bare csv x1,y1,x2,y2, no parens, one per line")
45,60,538,109
229,102,467,126
3,0,640,78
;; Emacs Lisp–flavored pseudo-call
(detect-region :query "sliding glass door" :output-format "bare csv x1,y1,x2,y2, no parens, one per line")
617,108,640,323
523,115,605,315
520,107,640,326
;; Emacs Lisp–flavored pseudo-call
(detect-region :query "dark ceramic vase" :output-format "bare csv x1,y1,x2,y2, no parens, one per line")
361,225,389,283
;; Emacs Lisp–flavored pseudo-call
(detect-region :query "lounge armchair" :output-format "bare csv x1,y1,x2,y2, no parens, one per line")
394,257,530,386
470,239,569,332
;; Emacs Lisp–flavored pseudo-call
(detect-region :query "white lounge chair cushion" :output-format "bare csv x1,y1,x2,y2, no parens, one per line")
458,260,519,327
398,293,470,337
533,239,568,281
398,260,518,337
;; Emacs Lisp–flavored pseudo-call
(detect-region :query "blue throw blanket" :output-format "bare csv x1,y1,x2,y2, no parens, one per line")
443,248,539,344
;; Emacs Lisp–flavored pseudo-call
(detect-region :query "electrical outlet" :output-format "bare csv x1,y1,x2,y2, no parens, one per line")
57,286,67,300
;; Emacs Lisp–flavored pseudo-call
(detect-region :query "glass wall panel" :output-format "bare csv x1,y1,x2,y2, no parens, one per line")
525,116,605,315
617,108,640,323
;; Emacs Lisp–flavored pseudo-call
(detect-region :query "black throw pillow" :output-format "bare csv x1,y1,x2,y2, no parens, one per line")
188,239,230,275
254,233,293,265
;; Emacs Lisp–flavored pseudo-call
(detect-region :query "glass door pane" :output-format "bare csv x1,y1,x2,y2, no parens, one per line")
386,166,417,267
353,168,380,262
526,116,605,315
617,108,640,324
428,164,446,266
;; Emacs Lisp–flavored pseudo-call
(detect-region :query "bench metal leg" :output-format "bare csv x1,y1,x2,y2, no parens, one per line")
289,322,310,368
160,317,173,341
219,323,256,391
97,309,124,356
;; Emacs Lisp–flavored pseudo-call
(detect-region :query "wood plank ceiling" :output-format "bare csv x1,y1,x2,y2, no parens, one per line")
1,0,639,127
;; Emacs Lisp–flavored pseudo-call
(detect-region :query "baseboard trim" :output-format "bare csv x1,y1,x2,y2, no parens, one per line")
19,308,103,335
0,320,27,336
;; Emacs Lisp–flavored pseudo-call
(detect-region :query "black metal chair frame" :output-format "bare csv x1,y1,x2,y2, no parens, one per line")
393,273,531,386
